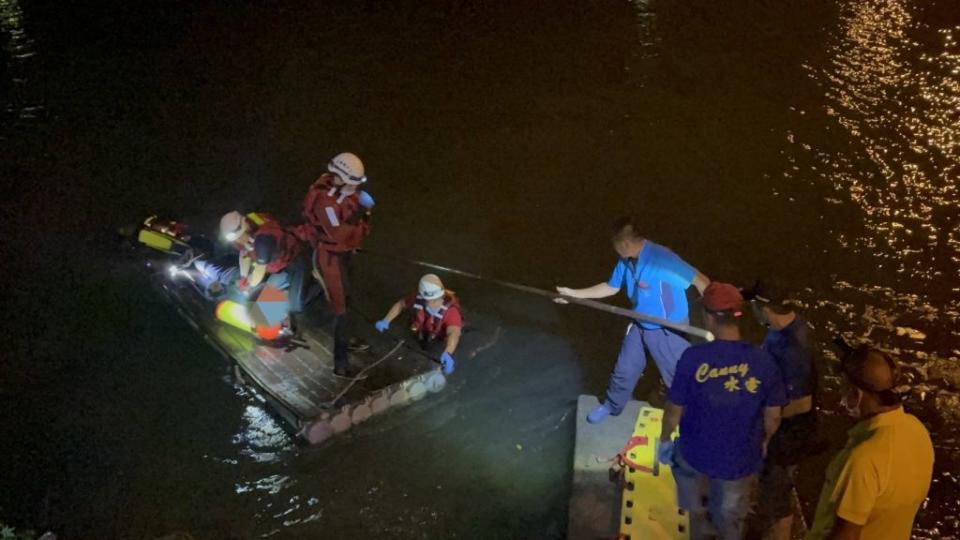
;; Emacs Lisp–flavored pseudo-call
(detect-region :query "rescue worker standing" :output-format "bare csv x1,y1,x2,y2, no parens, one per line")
805,346,934,540
742,281,819,540
374,274,462,375
556,216,709,424
659,282,787,540
300,152,375,378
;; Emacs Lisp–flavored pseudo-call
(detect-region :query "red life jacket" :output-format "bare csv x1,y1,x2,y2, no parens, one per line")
411,293,462,341
253,220,302,274
301,173,369,253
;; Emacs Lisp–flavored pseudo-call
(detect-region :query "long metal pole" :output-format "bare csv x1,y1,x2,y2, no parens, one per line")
359,249,715,341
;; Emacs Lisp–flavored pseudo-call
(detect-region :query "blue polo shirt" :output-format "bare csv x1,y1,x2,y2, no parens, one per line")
762,316,815,400
607,241,696,329
668,340,788,480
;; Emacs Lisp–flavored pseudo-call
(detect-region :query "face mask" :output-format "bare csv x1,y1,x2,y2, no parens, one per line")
426,305,444,318
840,387,863,419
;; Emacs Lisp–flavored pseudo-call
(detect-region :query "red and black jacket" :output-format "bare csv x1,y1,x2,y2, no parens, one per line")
253,220,303,274
406,293,463,341
300,173,370,253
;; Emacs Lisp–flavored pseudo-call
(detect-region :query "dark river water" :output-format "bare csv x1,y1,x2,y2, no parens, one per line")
2,0,958,538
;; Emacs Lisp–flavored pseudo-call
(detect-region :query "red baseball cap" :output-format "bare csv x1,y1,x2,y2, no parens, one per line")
702,282,744,315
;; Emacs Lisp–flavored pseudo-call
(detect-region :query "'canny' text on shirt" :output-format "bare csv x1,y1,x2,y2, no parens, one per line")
695,363,750,382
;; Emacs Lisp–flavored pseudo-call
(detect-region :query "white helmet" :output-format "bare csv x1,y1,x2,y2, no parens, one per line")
328,152,367,185
219,211,247,241
418,274,445,300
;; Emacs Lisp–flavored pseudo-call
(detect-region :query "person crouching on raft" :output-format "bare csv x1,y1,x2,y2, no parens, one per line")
374,274,462,375
219,210,274,282
556,216,710,424
185,210,275,296
248,221,308,334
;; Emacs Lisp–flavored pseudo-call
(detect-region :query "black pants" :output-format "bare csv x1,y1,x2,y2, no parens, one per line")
285,256,307,313
333,314,349,370
321,252,353,371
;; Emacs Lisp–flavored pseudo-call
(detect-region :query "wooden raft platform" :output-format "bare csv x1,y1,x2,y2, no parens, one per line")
152,275,446,445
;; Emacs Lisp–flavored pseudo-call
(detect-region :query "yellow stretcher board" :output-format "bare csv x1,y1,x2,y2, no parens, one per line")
618,406,689,539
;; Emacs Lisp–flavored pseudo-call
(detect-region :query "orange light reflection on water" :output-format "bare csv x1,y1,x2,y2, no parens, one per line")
792,0,959,281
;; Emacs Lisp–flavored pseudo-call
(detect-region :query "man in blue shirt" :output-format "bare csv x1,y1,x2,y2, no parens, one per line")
742,281,818,540
556,217,709,424
659,282,787,540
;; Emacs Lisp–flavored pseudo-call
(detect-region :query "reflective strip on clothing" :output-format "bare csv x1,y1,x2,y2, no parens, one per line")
247,212,268,226
325,207,340,227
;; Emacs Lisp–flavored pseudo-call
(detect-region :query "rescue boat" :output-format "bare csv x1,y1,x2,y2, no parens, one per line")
122,216,448,445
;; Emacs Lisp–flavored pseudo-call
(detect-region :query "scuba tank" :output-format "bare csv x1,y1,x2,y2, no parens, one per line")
134,215,192,254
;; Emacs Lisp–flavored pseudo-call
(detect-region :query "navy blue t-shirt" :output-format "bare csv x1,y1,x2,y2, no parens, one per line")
668,340,787,480
762,316,814,400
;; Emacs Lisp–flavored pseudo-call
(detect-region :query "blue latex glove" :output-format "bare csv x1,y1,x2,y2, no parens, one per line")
374,319,390,333
440,352,455,375
357,190,375,209
658,439,676,466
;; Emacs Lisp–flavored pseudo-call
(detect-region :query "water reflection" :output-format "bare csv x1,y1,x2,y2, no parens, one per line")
781,0,960,533
792,0,959,280
231,400,295,464
0,0,43,119
785,0,960,360
630,0,658,61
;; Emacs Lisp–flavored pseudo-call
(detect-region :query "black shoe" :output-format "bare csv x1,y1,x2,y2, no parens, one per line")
288,313,301,336
347,337,370,353
333,365,368,380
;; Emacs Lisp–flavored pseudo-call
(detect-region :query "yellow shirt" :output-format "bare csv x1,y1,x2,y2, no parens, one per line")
806,407,934,540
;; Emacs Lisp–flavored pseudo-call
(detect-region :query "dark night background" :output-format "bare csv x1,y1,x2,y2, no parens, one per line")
2,0,958,538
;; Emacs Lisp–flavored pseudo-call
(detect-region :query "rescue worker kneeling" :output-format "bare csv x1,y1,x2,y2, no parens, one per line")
248,221,308,333
177,210,275,298
219,210,274,278
374,274,462,375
